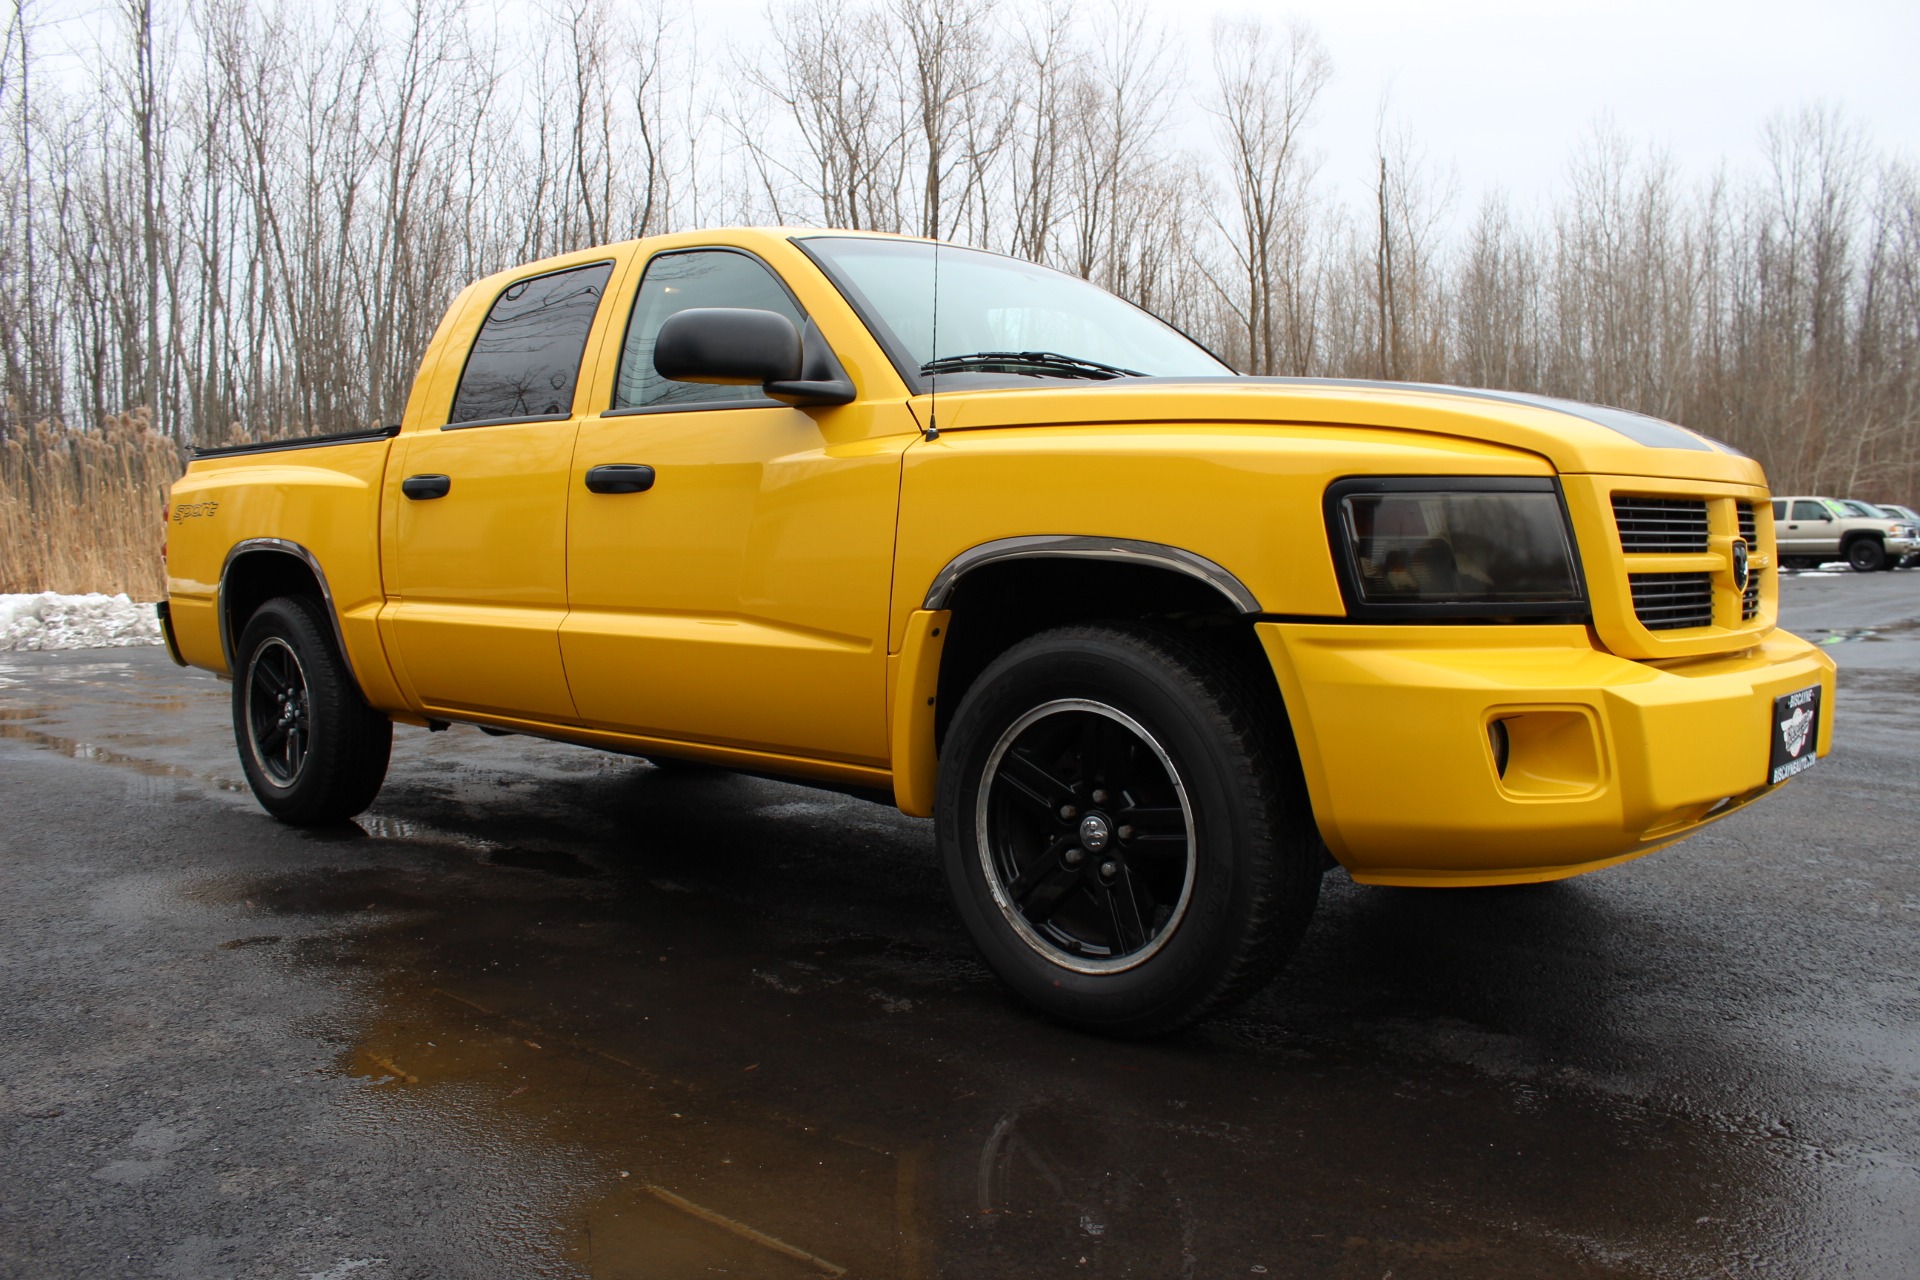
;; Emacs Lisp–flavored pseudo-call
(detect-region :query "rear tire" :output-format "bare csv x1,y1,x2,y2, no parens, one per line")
232,595,392,824
935,622,1322,1037
1848,539,1886,572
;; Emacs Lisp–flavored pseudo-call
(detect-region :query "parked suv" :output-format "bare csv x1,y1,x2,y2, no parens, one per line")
1770,496,1917,571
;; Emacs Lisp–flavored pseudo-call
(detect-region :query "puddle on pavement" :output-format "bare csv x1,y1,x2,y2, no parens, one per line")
1813,620,1920,643
0,713,247,792
189,819,1812,1280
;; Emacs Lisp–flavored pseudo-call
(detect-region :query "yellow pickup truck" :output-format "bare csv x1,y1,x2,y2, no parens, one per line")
160,228,1835,1034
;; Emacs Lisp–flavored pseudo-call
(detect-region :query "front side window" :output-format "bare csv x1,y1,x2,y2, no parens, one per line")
448,262,613,425
613,250,805,410
800,236,1230,387
1791,500,1827,521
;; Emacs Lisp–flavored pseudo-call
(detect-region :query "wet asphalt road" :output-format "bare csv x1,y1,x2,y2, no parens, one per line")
2,572,1918,1280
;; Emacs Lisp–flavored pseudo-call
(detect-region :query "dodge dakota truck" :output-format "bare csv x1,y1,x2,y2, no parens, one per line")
160,228,1837,1034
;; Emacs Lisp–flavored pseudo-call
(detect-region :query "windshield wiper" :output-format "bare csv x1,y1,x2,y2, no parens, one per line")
920,350,1146,381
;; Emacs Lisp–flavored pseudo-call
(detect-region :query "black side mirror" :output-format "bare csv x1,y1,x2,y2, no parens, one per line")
655,308,802,386
653,308,855,406
767,318,856,406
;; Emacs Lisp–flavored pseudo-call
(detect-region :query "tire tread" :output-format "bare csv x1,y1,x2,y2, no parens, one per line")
233,595,391,823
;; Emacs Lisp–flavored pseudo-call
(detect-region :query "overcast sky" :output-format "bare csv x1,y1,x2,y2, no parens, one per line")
37,0,1920,218
1174,0,1920,211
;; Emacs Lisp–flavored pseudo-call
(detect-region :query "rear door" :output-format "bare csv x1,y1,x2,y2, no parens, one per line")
387,257,621,721
559,246,905,766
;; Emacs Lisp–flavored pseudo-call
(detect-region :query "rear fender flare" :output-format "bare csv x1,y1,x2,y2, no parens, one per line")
218,538,357,685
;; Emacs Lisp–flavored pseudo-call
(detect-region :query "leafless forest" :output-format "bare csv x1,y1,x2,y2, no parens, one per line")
2,0,1917,593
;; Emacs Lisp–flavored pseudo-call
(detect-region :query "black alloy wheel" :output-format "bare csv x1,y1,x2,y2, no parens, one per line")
1848,539,1886,572
232,595,392,824
937,622,1324,1037
245,637,311,785
976,698,1197,972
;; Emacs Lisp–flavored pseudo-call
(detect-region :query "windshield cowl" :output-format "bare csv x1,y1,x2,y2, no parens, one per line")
921,350,1146,381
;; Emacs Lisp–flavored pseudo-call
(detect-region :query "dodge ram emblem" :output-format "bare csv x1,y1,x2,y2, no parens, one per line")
1731,539,1750,591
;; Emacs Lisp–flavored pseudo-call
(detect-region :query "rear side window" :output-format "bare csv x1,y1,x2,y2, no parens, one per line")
1791,500,1827,521
1771,500,1787,519
448,261,613,425
613,250,805,410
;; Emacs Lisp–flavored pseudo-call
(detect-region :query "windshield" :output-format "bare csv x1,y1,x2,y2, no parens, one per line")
800,236,1231,385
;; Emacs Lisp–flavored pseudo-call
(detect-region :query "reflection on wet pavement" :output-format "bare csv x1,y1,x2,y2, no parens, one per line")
4,572,1920,1277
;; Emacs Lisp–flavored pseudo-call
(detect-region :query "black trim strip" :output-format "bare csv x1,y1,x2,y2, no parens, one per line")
154,600,187,667
440,412,570,432
192,423,399,458
599,400,792,420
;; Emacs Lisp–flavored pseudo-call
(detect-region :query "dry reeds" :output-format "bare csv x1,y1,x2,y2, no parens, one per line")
0,409,183,599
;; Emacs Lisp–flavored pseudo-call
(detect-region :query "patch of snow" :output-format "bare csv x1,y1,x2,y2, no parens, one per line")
0,592,163,651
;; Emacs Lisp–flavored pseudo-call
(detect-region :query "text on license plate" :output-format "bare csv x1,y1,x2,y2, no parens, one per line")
1769,684,1821,785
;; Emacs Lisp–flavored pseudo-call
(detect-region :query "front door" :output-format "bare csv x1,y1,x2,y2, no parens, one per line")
1777,498,1832,558
560,247,903,766
388,257,618,721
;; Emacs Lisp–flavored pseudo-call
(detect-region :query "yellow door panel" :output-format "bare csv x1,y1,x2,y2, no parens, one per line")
386,601,578,720
388,421,581,720
384,251,632,723
562,405,905,764
559,241,908,764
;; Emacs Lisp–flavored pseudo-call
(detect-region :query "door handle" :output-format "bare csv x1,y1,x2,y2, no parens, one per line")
585,464,656,494
402,473,451,500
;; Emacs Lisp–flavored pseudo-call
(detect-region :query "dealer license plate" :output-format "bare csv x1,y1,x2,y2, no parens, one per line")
1769,685,1821,784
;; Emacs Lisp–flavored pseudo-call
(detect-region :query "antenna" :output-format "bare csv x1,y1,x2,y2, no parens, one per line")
924,232,941,441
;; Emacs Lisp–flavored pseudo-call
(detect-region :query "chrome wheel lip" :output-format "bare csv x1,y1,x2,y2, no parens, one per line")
975,697,1198,976
244,636,309,789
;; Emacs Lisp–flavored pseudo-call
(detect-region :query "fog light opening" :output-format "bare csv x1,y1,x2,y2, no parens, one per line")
1488,718,1511,778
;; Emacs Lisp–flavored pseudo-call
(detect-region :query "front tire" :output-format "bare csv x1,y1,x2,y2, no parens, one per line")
935,623,1322,1036
233,595,392,824
1847,539,1886,572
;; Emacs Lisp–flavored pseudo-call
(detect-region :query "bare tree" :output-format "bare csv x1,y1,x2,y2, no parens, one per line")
746,0,909,231
1203,16,1330,375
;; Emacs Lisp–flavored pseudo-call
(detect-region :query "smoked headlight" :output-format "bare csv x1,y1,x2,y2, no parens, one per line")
1325,477,1587,619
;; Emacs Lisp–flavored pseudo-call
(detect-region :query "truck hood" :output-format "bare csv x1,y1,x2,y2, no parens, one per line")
909,376,1767,487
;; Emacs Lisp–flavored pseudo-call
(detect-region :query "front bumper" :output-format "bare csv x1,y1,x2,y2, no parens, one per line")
1259,622,1836,886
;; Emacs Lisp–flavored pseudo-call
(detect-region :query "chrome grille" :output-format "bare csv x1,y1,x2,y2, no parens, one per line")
1629,572,1714,630
1738,502,1757,544
1613,496,1709,552
1743,569,1762,621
